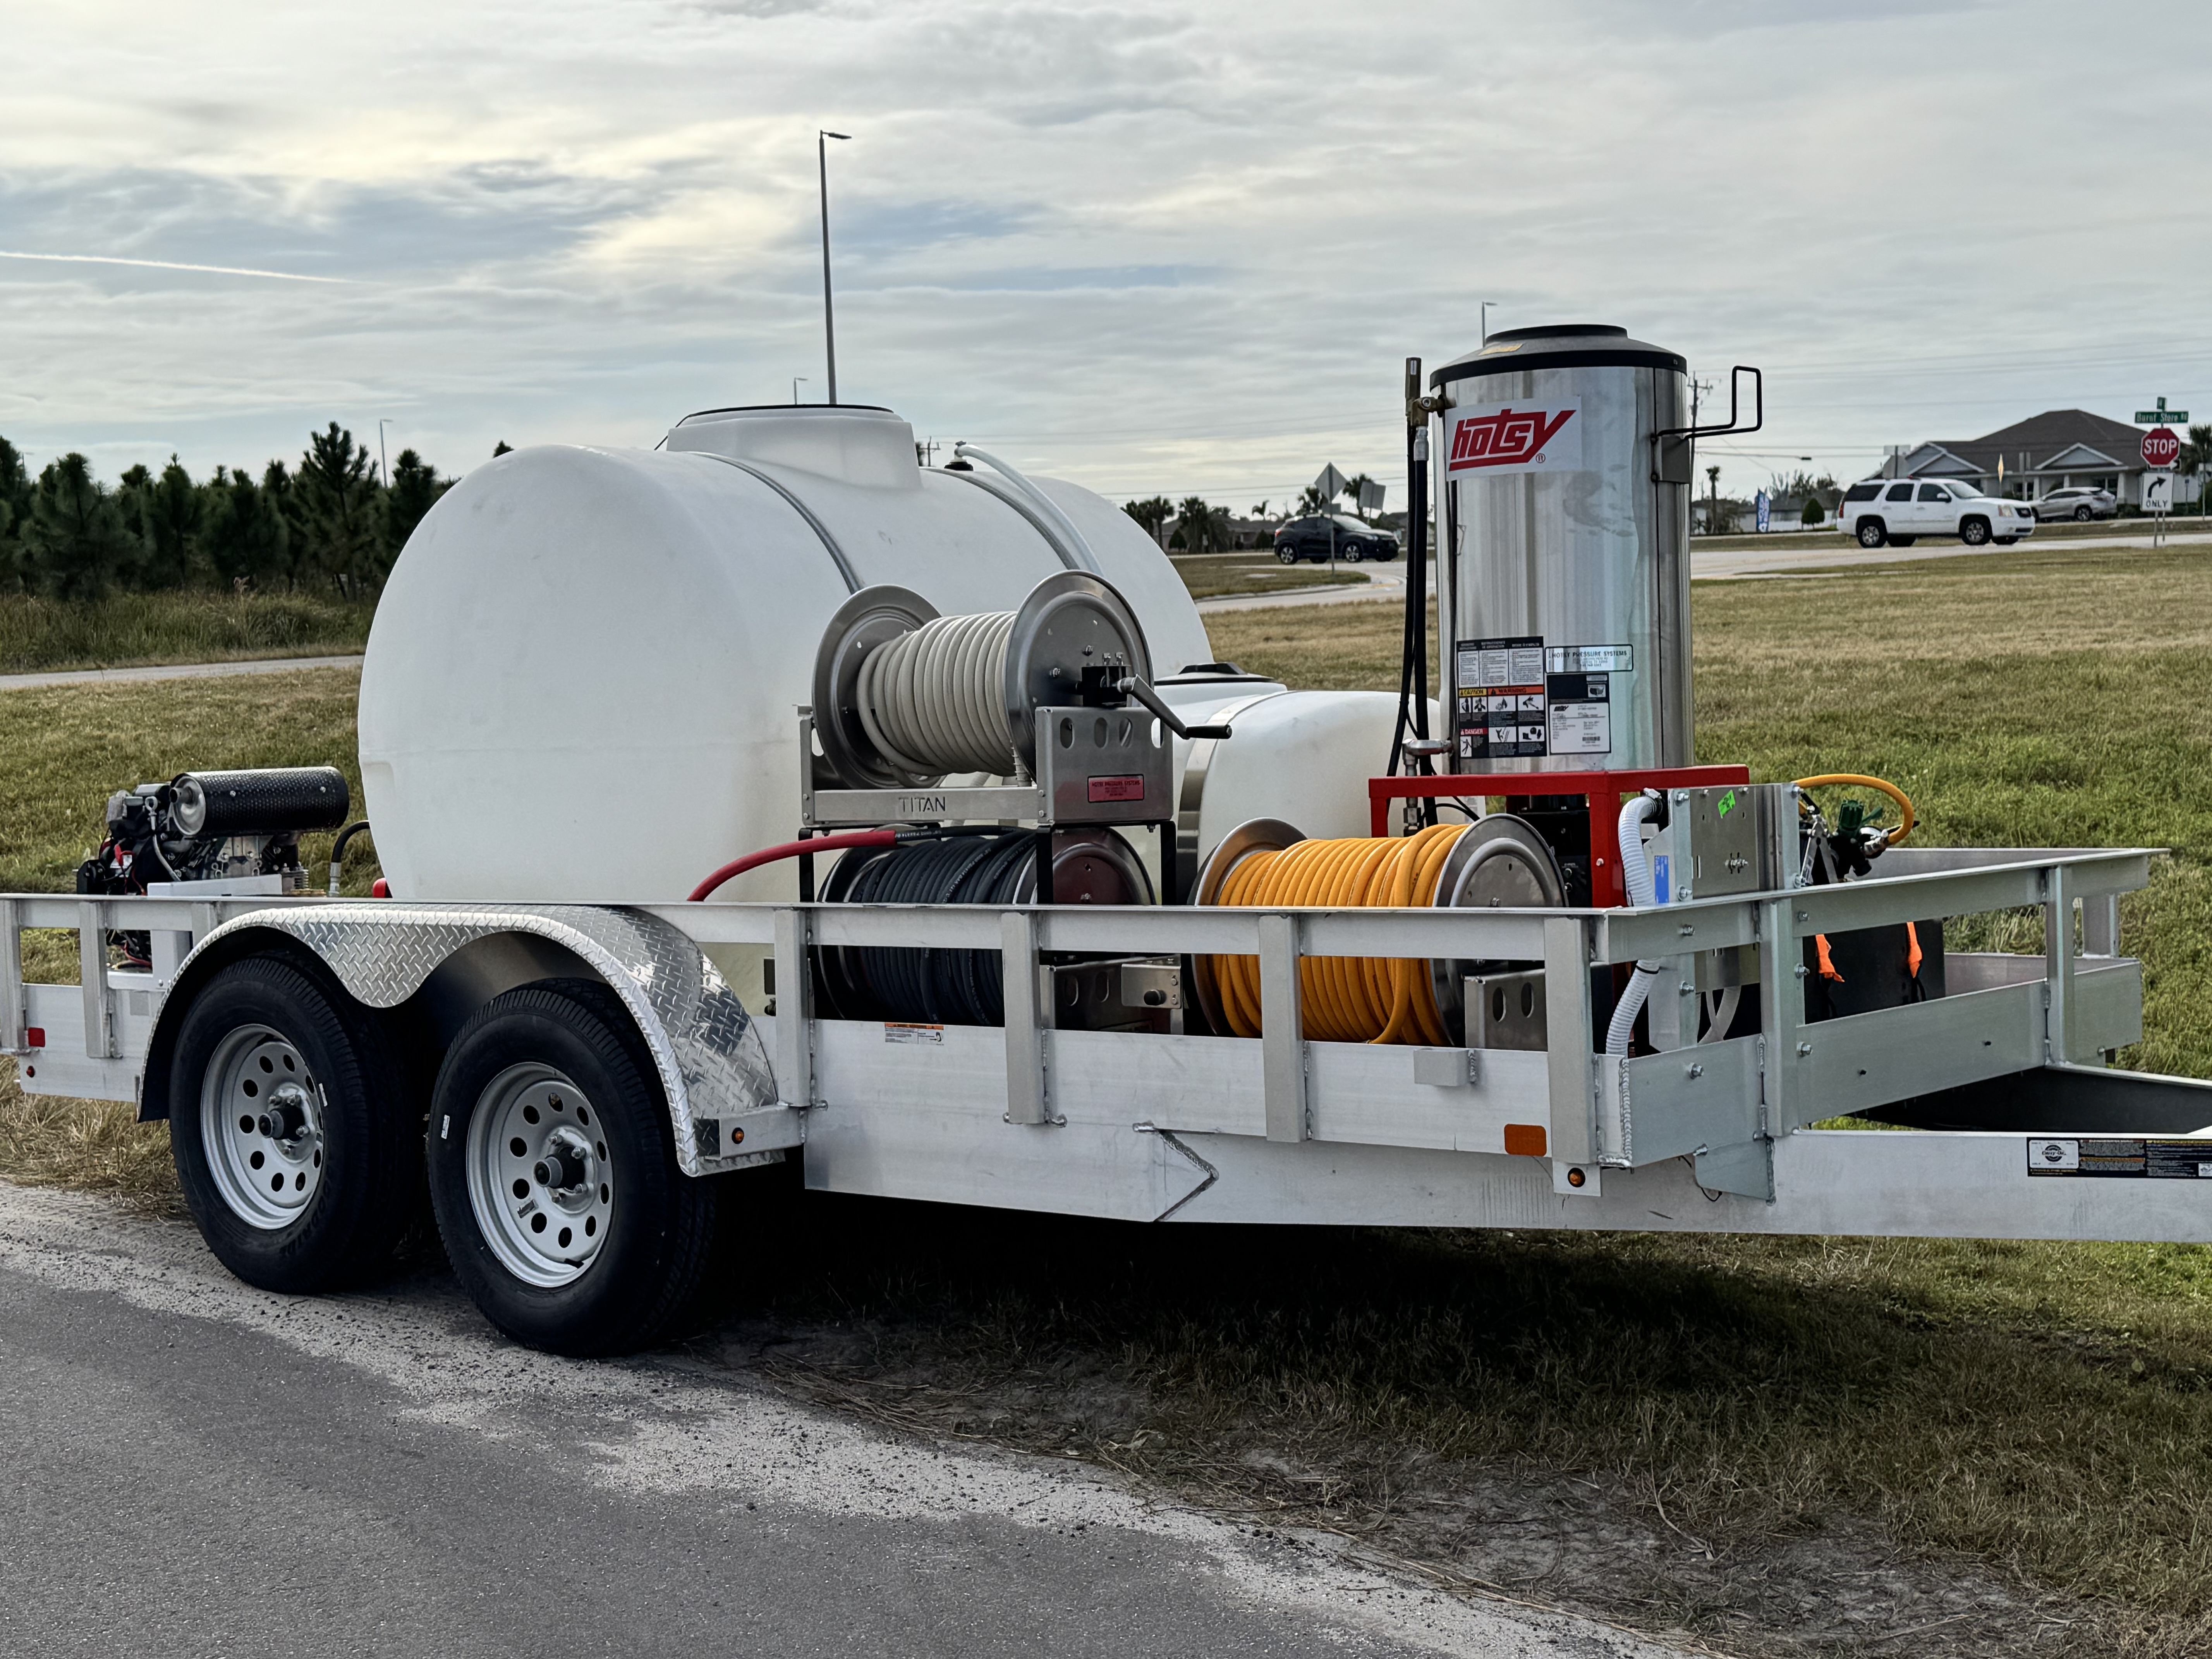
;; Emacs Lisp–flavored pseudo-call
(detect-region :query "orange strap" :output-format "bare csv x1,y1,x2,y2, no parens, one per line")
1905,921,1923,980
1815,933,1844,982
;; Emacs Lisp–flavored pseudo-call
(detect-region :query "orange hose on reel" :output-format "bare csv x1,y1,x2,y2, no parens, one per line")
1209,822,1470,1044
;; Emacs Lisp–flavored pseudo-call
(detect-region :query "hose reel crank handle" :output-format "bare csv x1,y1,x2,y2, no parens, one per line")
1115,675,1233,741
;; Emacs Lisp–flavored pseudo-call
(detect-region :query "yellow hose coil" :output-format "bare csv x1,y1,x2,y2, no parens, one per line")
1209,823,1470,1044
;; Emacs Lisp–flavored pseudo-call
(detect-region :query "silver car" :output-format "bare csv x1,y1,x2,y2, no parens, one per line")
2035,486,2117,522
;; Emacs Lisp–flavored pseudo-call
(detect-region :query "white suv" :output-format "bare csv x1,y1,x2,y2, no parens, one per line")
1837,479,2039,549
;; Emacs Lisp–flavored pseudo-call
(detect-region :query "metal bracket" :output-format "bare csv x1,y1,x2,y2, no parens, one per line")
77,901,114,1060
1653,365,1763,485
1258,913,1308,1142
1693,1136,1775,1202
1001,910,1056,1126
773,907,814,1112
0,898,20,1053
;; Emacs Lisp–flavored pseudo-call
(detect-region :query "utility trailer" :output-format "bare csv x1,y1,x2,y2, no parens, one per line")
14,325,2212,1356
9,838,2210,1340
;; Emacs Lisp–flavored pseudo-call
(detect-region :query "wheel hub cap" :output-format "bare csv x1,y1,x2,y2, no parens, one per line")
200,1026,324,1230
465,1064,614,1288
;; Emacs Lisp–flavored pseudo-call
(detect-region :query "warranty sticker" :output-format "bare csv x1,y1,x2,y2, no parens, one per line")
2027,1138,2212,1178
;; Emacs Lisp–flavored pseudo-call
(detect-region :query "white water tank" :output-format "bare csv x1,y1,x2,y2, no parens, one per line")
358,405,1402,905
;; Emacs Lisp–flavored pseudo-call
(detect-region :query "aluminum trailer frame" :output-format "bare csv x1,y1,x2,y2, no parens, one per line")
8,842,2212,1244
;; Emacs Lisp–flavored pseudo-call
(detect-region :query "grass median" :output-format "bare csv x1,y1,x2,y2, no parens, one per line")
0,591,374,675
7,544,2212,1654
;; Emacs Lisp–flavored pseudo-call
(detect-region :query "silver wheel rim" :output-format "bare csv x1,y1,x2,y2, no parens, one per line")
465,1063,614,1288
200,1024,324,1230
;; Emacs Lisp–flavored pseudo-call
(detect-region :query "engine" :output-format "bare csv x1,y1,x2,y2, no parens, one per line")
76,767,352,898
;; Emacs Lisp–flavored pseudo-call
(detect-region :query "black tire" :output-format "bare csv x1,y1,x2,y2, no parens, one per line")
426,980,715,1356
1890,535,1918,546
168,954,416,1293
1857,520,1887,548
1960,516,1990,546
1995,536,2018,545
2075,505,2092,521
1342,543,1365,563
1275,546,1297,564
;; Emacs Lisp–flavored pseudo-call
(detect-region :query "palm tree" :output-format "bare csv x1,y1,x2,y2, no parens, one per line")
1122,496,1173,545
1175,495,1231,555
2181,426,2212,517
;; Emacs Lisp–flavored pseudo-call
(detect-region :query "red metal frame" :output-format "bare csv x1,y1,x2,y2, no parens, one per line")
1369,766,1752,907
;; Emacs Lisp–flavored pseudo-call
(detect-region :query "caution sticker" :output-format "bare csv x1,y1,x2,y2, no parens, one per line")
884,1023,945,1045
2026,1138,2212,1178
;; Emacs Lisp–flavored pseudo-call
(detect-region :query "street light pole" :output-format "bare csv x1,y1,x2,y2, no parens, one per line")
377,419,392,486
819,130,851,405
793,377,807,405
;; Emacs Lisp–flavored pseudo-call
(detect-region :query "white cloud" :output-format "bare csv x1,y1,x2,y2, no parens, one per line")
0,0,2206,501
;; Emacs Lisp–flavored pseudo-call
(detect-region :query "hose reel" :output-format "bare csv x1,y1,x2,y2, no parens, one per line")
811,571,1156,790
1187,814,1564,1044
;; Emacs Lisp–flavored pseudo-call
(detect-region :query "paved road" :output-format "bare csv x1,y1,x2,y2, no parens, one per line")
0,1182,1680,1659
1197,569,1403,614
0,652,364,693
1692,525,2212,580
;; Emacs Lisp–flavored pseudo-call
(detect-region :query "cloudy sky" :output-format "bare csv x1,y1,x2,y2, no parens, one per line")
3,0,2206,508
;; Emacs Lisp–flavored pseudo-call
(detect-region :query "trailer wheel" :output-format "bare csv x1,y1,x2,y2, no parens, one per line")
169,954,415,1293
426,981,715,1357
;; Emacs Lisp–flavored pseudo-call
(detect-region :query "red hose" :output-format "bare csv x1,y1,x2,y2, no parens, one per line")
688,829,898,902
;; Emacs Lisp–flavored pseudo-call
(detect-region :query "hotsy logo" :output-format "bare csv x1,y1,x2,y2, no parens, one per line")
1446,401,1582,474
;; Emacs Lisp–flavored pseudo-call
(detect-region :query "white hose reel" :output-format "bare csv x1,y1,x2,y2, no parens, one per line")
811,571,1157,789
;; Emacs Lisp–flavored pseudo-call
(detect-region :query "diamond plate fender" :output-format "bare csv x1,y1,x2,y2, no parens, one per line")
156,903,783,1176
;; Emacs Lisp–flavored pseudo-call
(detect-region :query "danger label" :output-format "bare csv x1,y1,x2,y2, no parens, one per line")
1455,635,1547,761
1446,398,1583,475
2026,1138,2212,1178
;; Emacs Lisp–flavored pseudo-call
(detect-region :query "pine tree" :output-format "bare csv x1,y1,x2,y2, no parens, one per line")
137,456,205,588
295,422,385,598
22,454,139,599
383,448,448,557
0,435,29,592
201,465,291,591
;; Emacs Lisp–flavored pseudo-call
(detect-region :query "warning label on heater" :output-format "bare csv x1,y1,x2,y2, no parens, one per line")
1455,635,1547,760
884,1023,945,1045
2026,1138,2212,1178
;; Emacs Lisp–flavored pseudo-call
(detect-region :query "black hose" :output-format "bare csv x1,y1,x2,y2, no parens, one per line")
332,821,373,864
818,831,1045,1024
1386,357,1437,829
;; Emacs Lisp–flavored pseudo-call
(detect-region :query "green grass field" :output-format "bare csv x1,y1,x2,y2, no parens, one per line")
1169,553,1377,599
8,543,2212,1654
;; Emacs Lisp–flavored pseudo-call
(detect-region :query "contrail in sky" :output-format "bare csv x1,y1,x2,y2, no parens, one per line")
0,250,348,283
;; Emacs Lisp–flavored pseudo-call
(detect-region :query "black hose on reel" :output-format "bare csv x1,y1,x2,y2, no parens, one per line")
817,832,1045,1025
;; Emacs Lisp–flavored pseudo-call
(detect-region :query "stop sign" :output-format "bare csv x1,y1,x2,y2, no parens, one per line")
2144,426,2181,468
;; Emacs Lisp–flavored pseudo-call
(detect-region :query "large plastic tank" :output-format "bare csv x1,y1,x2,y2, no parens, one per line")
358,404,1398,905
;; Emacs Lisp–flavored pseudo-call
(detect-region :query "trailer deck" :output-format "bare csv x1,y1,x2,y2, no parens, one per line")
9,840,2210,1245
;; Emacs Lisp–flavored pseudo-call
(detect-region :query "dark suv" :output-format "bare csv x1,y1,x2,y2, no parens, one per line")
1273,514,1398,564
